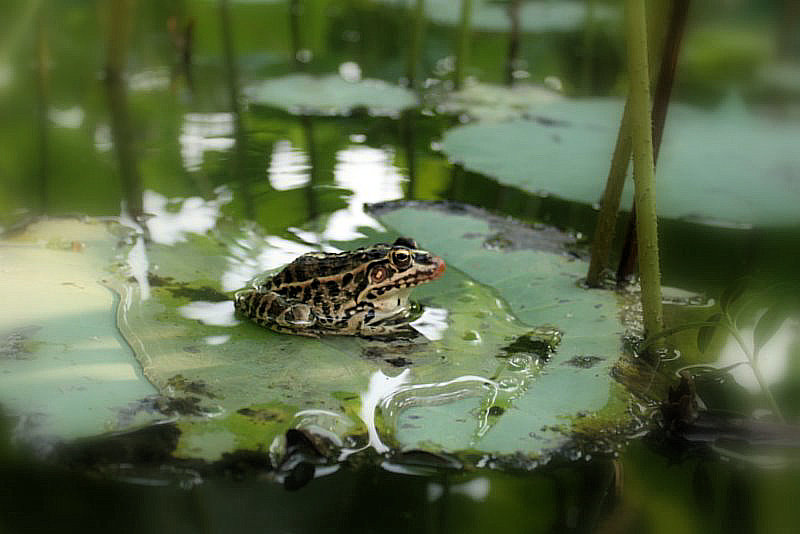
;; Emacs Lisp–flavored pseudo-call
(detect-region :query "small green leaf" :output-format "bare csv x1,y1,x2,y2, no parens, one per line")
719,279,747,313
697,314,722,353
753,304,791,358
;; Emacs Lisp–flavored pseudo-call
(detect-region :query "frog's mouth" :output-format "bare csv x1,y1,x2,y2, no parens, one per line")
414,256,445,285
430,256,446,279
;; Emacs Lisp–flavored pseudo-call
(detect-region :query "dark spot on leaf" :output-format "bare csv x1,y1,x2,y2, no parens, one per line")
236,407,286,423
385,356,412,367
147,273,175,287
564,356,604,368
488,405,505,416
167,285,229,302
167,374,216,398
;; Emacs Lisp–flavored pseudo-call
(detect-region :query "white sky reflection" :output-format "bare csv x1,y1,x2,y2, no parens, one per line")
180,112,235,171
143,187,232,246
323,145,405,241
268,139,310,190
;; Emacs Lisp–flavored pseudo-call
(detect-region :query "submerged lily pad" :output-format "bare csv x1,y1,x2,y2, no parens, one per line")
441,99,800,226
383,0,617,33
246,74,417,116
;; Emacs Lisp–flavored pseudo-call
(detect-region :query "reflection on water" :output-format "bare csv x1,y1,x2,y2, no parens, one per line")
142,187,232,245
323,145,405,241
179,301,239,327
47,106,84,129
268,140,310,191
360,369,411,454
180,113,236,172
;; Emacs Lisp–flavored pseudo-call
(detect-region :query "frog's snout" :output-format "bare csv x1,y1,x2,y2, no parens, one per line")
432,256,446,279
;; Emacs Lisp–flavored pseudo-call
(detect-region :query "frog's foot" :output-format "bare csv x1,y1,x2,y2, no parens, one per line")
274,303,316,330
359,322,419,338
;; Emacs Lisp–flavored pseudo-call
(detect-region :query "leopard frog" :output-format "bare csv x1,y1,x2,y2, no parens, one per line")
234,237,445,337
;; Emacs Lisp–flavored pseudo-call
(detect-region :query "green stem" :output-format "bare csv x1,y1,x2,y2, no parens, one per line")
625,0,663,343
640,321,717,350
586,101,631,287
407,0,426,90
454,0,473,90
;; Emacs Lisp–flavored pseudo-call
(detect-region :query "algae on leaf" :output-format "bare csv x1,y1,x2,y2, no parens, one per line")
441,99,800,226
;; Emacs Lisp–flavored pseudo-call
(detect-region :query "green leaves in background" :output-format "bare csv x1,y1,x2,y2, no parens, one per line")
441,99,800,226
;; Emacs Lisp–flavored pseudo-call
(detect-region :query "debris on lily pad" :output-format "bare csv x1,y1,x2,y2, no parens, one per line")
246,73,418,117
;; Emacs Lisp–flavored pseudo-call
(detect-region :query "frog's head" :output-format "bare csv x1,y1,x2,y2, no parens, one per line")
358,237,445,309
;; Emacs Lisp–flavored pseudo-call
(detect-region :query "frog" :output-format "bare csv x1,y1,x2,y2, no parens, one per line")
234,237,446,337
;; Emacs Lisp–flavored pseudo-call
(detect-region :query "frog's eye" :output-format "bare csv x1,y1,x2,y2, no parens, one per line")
391,249,411,267
371,266,388,283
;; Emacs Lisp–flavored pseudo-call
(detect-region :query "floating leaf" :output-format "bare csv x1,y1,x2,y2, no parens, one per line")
246,74,417,117
441,99,800,226
382,0,618,33
433,82,563,122
0,220,159,446
2,204,641,469
753,304,792,359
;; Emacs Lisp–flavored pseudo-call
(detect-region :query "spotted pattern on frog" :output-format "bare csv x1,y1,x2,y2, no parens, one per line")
234,237,445,337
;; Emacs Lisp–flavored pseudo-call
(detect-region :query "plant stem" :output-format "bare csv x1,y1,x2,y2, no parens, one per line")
640,321,717,350
616,0,690,282
407,0,426,90
586,102,631,287
454,0,473,90
505,0,521,86
105,0,143,219
721,318,785,423
625,0,663,342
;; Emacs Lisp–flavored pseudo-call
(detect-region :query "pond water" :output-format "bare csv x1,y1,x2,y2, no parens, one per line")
2,1,800,532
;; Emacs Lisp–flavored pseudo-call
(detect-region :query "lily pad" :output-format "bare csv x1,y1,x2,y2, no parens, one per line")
382,0,617,33
441,99,800,226
1,203,639,468
370,202,634,463
433,81,563,122
0,219,159,449
246,74,418,117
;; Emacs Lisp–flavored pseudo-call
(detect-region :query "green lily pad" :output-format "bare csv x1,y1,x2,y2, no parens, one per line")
382,0,617,33
370,202,633,463
0,219,159,447
441,99,800,226
1,203,638,468
433,81,563,122
246,74,418,117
